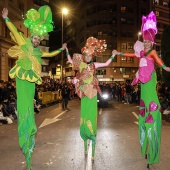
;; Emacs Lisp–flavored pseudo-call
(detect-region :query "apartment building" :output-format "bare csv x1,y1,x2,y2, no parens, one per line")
66,0,170,82
0,0,34,81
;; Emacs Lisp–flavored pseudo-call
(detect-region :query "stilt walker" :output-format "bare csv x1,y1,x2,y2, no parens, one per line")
2,6,66,169
65,37,117,160
116,11,170,168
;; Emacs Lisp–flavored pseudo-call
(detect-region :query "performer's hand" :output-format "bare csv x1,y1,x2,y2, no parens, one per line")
112,50,119,56
62,43,67,50
164,67,170,72
2,8,8,18
65,47,68,52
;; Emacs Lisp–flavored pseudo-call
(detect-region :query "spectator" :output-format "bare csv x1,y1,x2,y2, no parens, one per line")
0,102,13,124
61,84,70,110
125,81,132,104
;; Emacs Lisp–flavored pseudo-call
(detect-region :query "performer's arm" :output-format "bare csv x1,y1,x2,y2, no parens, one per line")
94,50,116,68
150,50,170,72
118,52,136,57
41,43,67,57
65,47,73,64
2,8,23,45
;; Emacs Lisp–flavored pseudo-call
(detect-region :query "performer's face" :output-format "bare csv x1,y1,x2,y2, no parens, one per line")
143,40,152,50
84,53,92,62
31,36,41,48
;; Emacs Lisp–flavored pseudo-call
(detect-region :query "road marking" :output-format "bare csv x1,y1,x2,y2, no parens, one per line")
132,112,139,120
132,112,139,125
134,121,138,125
99,109,102,115
53,110,68,119
39,110,68,128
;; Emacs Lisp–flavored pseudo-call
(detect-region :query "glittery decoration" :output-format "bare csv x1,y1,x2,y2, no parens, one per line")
24,5,53,37
81,37,107,57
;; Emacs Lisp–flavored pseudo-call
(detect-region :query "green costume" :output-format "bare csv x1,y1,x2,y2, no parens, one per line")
71,53,103,159
4,5,62,169
139,71,161,164
122,48,165,166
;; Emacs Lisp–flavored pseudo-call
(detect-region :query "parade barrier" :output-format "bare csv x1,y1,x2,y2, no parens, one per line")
38,90,62,105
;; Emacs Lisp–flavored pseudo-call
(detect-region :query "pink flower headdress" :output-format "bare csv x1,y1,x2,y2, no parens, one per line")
141,11,157,43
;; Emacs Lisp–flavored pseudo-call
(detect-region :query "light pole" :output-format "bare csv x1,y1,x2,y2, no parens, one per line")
138,31,142,40
61,8,68,82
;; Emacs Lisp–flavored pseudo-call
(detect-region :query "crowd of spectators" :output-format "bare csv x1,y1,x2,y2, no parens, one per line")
1,78,170,125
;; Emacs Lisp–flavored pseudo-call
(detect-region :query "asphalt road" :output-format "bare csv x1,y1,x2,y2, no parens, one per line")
0,99,170,170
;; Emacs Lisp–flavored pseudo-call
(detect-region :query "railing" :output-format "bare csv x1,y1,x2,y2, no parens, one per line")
38,90,62,105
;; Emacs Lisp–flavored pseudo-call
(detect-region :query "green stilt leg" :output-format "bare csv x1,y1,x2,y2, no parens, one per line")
84,140,88,154
92,140,96,159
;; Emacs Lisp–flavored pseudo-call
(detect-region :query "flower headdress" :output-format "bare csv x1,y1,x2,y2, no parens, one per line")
141,11,157,43
24,5,53,39
81,37,107,57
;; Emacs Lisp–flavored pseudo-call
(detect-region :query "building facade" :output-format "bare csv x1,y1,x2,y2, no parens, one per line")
0,0,34,81
67,0,170,83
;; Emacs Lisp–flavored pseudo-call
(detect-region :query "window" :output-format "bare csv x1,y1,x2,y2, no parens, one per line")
65,67,72,72
103,31,107,37
108,43,113,50
112,18,116,24
127,19,133,25
113,30,117,37
125,68,131,74
156,46,160,51
121,43,126,50
120,68,125,74
121,18,127,24
42,65,48,72
103,55,110,62
127,57,134,63
121,57,127,62
98,31,102,36
96,57,103,62
155,11,159,16
40,40,47,46
96,69,106,75
163,1,168,7
121,6,126,13
127,7,134,13
128,43,133,50
153,0,159,5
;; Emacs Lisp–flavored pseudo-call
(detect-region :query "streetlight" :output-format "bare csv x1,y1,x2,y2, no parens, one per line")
61,8,68,82
138,31,142,40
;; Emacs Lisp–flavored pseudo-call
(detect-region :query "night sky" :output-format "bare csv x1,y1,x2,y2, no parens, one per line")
49,0,81,50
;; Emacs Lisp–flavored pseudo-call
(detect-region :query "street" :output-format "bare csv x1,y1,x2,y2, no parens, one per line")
0,99,170,170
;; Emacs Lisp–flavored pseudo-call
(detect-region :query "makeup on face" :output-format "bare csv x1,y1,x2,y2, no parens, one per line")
84,53,92,62
31,36,41,47
143,40,152,49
